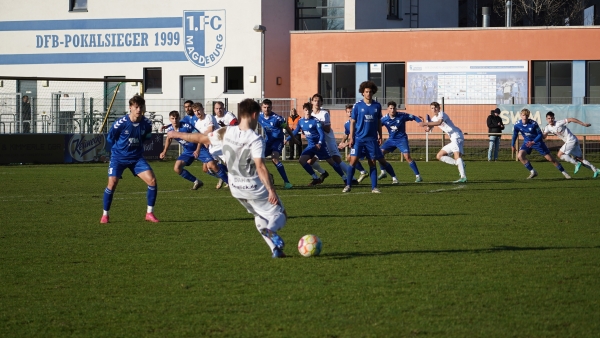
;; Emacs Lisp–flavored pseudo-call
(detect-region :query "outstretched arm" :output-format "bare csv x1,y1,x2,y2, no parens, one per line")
567,118,591,127
168,130,211,147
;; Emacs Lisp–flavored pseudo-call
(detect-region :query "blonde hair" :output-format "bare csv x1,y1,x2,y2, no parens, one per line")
520,108,531,118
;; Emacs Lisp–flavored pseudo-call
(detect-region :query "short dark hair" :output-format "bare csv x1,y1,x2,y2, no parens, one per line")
184,100,194,106
387,101,397,108
214,101,225,109
191,102,204,110
261,99,272,106
239,98,261,119
129,95,145,107
311,93,323,102
359,81,378,95
302,102,312,111
345,104,353,110
430,101,440,109
169,110,180,118
546,111,555,118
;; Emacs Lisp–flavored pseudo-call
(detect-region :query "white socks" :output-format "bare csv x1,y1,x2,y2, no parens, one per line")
440,156,456,165
560,154,578,165
456,158,466,177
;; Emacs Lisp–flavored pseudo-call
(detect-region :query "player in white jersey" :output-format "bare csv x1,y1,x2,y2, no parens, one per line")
308,93,359,184
167,99,287,258
419,101,467,183
192,102,229,189
543,111,599,178
213,101,239,127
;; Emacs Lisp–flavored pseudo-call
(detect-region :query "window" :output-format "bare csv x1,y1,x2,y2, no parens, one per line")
144,68,162,94
388,0,401,20
69,0,87,11
587,61,600,104
225,67,243,93
296,0,344,30
532,61,572,104
368,63,406,107
319,63,355,106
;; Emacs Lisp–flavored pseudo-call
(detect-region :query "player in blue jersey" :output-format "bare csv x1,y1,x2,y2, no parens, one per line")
511,108,571,179
344,81,398,193
192,102,230,189
101,95,159,224
258,99,295,189
181,100,195,125
286,102,330,186
160,110,203,190
338,104,369,182
379,101,423,183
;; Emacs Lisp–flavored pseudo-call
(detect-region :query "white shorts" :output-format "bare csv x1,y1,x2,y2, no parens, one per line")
561,140,582,158
325,137,341,157
237,197,286,232
441,136,464,156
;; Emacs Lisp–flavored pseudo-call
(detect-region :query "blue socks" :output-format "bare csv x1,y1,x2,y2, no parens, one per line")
408,160,420,175
275,162,290,183
332,162,346,178
302,163,318,178
179,169,197,183
103,187,114,211
355,161,365,172
524,161,534,171
346,166,356,186
369,166,377,189
384,162,396,178
147,185,157,207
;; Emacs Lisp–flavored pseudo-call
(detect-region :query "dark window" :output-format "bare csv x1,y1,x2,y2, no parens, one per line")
587,61,600,104
368,63,406,107
388,0,400,19
225,67,244,93
69,0,87,11
532,61,572,104
144,68,162,94
319,63,355,106
296,0,344,30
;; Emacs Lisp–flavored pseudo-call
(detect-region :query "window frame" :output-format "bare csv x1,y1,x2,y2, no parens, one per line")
586,60,600,104
143,67,163,94
295,0,345,30
318,62,356,108
387,0,402,20
532,61,572,104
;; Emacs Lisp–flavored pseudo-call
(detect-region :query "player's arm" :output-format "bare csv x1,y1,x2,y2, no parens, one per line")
315,123,325,149
254,157,278,205
349,119,356,147
566,117,591,127
160,136,173,159
377,119,383,146
285,123,301,144
531,125,543,144
167,130,211,147
511,126,519,152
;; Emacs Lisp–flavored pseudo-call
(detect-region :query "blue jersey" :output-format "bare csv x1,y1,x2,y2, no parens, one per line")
259,112,287,141
107,114,153,160
512,119,544,146
351,100,382,141
166,121,197,154
344,120,351,136
292,116,325,147
181,114,197,125
381,113,422,140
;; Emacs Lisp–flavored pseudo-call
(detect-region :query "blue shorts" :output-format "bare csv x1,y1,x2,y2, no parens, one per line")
351,139,384,160
177,152,196,166
197,146,216,163
520,141,550,156
301,144,331,160
264,138,284,156
381,138,410,154
108,157,153,178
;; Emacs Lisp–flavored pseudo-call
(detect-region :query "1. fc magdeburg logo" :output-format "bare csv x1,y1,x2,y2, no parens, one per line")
183,10,225,68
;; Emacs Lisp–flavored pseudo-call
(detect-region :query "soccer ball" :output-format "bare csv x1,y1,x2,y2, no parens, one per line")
298,234,322,257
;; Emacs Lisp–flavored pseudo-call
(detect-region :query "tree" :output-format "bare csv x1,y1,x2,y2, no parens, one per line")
493,0,589,26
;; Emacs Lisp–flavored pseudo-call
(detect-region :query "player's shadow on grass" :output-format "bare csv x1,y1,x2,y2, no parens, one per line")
322,245,600,260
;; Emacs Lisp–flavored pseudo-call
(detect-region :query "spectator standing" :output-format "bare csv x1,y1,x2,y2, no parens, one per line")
287,108,302,159
21,95,31,133
487,108,504,161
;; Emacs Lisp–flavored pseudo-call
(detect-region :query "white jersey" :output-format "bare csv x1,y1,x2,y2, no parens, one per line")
312,108,340,156
209,126,267,200
194,114,220,134
544,119,577,144
431,112,463,139
215,111,238,127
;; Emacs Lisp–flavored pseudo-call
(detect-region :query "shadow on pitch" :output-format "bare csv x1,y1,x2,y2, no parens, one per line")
321,245,600,260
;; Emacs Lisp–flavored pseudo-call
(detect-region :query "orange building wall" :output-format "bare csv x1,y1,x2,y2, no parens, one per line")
290,27,600,137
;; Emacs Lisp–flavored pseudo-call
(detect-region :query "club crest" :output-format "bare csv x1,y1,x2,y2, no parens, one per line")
183,10,226,68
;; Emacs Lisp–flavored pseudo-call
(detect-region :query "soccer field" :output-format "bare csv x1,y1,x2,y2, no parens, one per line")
1,160,599,337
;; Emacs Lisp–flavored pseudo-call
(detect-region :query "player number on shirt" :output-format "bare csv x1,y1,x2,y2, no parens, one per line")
222,145,255,178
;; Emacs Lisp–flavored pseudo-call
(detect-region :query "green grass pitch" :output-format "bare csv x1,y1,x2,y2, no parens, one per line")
1,160,599,337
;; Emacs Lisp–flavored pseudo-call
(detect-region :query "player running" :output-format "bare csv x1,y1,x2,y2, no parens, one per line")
379,101,423,183
511,108,571,179
101,95,159,223
192,102,230,189
167,99,288,258
419,101,467,183
286,102,330,186
543,111,599,178
258,99,294,189
160,110,203,190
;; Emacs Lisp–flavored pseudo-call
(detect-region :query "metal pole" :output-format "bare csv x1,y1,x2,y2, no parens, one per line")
506,1,512,27
261,31,265,99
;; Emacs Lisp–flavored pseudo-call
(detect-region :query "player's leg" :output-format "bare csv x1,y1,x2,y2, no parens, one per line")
562,142,585,174
378,140,395,180
175,155,202,189
517,149,537,179
299,150,321,185
437,147,456,165
101,175,119,223
324,156,346,179
369,141,388,192
538,143,570,179
207,160,229,189
271,144,292,188
354,160,369,183
239,198,287,258
453,152,467,183
135,161,160,222
403,152,422,182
